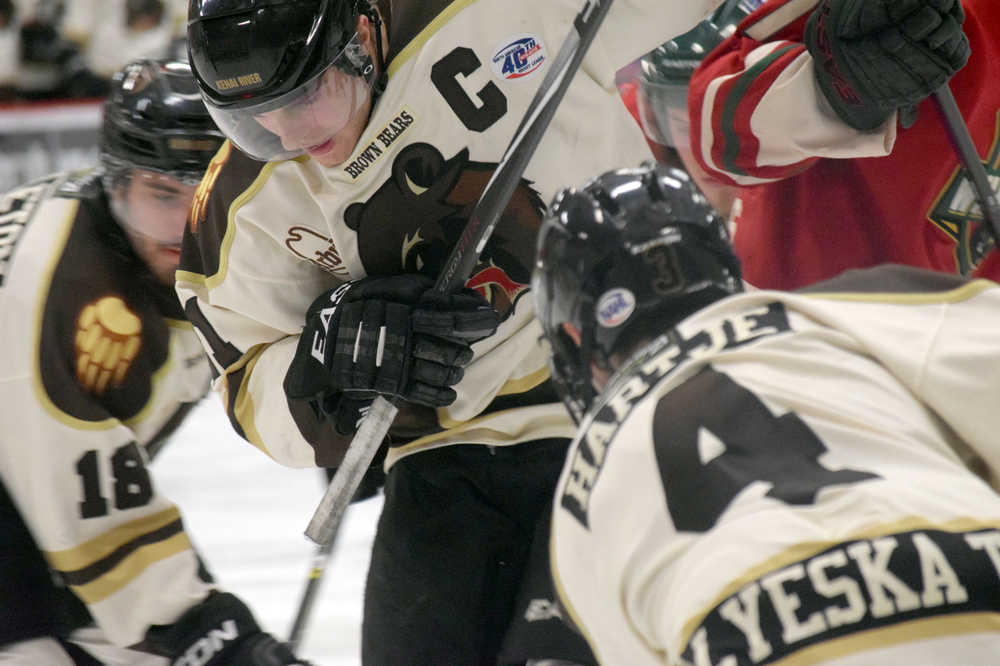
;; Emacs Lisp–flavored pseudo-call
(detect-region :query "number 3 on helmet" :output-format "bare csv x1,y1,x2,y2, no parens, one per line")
532,163,743,422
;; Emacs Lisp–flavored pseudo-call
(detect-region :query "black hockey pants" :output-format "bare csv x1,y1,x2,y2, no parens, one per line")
0,479,92,648
361,439,595,665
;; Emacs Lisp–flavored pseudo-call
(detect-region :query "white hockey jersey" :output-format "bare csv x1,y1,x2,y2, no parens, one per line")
177,0,722,469
551,265,1000,665
0,172,215,647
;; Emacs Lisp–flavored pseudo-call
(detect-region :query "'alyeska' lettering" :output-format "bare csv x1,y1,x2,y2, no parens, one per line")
683,527,1000,665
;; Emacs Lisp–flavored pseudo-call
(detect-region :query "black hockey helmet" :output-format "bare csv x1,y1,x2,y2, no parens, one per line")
101,58,224,187
186,0,385,161
637,0,759,147
533,163,742,421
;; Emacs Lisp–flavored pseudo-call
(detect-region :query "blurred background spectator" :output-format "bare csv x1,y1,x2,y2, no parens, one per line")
0,0,20,100
61,0,186,82
0,0,187,192
4,0,186,101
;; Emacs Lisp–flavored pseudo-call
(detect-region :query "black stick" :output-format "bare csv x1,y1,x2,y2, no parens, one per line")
933,84,1000,246
304,0,617,546
287,535,337,651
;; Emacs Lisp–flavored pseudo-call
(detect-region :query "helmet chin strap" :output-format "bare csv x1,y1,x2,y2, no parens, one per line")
576,308,601,413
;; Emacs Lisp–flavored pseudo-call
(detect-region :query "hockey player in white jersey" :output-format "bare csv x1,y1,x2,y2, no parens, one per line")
0,59,312,666
534,162,1000,665
180,0,722,662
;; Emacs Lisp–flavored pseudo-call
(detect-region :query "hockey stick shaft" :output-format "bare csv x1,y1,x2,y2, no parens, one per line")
304,0,616,545
436,0,615,293
287,534,337,650
933,84,1000,246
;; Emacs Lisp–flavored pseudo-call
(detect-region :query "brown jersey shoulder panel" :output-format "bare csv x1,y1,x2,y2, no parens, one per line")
39,187,176,423
384,0,456,63
182,142,269,281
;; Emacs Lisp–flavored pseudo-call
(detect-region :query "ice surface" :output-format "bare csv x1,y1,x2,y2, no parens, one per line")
152,397,380,666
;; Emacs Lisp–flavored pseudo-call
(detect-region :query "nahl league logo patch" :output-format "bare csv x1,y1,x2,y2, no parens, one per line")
492,34,547,81
596,288,636,328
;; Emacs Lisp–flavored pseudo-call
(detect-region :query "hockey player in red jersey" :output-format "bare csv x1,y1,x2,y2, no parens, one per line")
535,162,1000,665
180,0,719,662
629,0,761,217
687,0,999,290
0,59,311,666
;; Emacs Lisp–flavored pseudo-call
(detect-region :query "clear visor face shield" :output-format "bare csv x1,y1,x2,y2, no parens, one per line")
637,78,691,149
532,223,599,423
205,33,376,162
107,167,201,246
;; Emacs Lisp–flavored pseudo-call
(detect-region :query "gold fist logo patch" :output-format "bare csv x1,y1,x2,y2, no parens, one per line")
75,297,142,394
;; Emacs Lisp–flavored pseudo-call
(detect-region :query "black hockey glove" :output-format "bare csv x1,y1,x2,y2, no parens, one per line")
144,592,313,666
284,274,499,433
804,0,970,130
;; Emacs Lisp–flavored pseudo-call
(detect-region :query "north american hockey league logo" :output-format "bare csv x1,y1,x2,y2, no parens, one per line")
492,34,547,81
596,288,636,328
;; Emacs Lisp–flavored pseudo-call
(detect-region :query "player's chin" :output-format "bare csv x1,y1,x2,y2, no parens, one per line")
309,127,364,167
150,247,182,285
311,141,354,168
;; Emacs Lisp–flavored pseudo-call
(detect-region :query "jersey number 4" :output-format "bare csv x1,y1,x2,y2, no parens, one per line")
654,367,878,532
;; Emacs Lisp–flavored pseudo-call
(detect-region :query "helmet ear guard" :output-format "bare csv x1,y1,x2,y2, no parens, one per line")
356,0,387,94
533,163,742,421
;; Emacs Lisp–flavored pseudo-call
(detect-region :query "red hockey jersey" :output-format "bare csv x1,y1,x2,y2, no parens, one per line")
688,0,1000,289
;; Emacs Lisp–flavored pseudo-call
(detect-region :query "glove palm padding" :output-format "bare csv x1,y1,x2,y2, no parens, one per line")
285,275,500,425
805,0,970,130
